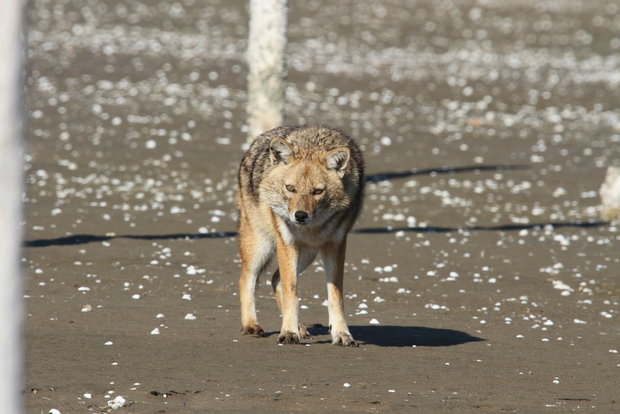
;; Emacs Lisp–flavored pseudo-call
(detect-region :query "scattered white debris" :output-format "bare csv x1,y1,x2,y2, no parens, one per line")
600,311,613,319
151,328,160,335
379,276,399,283
553,187,567,198
107,396,128,409
184,313,197,320
49,409,62,414
573,318,587,324
552,280,573,296
425,303,450,311
81,304,93,312
343,383,351,388
104,341,113,346
182,293,192,301
369,318,380,325
553,234,570,246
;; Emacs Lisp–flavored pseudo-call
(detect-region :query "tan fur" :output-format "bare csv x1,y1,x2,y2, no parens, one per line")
237,126,364,345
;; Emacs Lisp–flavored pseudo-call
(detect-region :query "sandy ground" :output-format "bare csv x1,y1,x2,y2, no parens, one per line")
24,0,619,412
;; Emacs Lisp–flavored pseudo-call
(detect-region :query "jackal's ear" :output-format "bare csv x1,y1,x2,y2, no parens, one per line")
269,138,293,165
325,147,350,178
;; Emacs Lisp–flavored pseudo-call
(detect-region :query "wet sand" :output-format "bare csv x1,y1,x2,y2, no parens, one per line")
24,0,619,412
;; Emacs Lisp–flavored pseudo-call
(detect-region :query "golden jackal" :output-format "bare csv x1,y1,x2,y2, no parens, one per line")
237,126,364,345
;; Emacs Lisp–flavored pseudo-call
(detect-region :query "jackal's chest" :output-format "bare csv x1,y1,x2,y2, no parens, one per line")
276,218,345,248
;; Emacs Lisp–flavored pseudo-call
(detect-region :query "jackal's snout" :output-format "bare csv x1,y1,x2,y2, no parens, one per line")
294,210,309,224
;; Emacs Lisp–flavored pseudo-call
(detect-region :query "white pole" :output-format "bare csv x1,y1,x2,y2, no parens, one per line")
0,0,25,412
600,166,620,222
246,0,288,143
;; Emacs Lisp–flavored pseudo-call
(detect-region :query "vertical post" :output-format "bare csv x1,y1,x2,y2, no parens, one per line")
246,0,288,143
600,166,620,222
0,0,25,412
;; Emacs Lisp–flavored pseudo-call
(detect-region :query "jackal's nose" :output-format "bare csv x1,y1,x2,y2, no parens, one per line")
294,210,309,223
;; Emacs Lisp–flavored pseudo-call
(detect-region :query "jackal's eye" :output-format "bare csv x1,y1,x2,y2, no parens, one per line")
312,188,324,195
285,184,296,192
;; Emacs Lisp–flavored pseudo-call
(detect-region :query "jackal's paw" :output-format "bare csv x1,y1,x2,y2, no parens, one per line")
277,331,300,344
242,324,265,337
331,331,357,347
299,323,312,339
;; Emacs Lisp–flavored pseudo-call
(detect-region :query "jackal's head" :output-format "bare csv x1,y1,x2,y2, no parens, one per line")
263,137,352,227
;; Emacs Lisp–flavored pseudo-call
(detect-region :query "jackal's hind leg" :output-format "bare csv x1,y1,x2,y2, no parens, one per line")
299,323,312,339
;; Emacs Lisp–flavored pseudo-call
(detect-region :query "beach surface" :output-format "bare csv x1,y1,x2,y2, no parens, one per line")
24,0,619,412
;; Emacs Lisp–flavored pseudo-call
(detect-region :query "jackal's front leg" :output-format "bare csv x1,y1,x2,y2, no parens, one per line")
272,248,318,340
322,239,356,346
239,264,264,337
275,238,301,344
238,219,272,337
